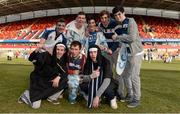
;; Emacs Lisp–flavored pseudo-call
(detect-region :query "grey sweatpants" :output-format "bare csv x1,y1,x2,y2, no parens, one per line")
103,48,143,100
115,55,133,97
115,53,142,100
119,55,142,100
128,54,143,100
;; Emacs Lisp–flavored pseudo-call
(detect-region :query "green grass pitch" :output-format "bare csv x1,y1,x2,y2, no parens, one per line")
0,58,180,113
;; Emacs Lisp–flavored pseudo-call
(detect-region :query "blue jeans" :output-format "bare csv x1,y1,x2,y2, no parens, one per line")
68,75,80,102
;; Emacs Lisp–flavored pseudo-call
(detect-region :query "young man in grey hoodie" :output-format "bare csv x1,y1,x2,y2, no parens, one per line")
112,6,143,108
66,11,87,48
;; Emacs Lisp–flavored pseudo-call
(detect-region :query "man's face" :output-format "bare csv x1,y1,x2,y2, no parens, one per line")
70,45,81,58
100,14,109,26
89,50,98,62
76,15,86,26
88,19,96,31
56,22,66,33
114,11,125,22
56,45,66,58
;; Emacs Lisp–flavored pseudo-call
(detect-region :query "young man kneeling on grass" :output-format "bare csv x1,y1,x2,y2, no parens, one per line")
67,41,86,104
79,45,118,109
18,42,68,109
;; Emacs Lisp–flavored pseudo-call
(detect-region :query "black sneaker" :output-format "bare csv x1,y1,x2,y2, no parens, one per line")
117,94,125,102
116,93,125,102
119,96,125,102
47,98,60,105
125,94,133,103
127,99,140,108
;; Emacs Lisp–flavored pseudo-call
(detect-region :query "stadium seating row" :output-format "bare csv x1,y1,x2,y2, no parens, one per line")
0,15,180,40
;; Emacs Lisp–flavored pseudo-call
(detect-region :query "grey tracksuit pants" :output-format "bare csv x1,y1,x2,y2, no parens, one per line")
128,54,142,100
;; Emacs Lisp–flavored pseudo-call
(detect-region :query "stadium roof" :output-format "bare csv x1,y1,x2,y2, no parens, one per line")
0,0,180,17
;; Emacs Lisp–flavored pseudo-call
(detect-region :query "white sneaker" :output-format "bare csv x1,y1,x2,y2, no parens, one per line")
58,94,63,99
58,90,64,99
110,97,118,109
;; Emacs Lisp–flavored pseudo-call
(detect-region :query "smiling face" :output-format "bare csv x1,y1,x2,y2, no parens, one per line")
76,14,86,27
100,14,109,26
56,45,66,59
56,22,66,33
114,11,126,22
70,45,81,58
88,19,96,32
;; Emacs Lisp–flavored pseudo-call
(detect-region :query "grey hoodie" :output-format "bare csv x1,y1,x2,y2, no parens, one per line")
116,18,143,56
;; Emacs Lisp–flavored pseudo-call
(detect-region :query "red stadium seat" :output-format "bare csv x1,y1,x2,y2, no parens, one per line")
0,15,179,40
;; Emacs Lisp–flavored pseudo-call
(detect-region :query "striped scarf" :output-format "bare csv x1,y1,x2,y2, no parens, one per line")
87,64,103,108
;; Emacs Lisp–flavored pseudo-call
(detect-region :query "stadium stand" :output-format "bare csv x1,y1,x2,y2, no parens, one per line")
1,15,179,40
0,16,74,40
140,16,180,39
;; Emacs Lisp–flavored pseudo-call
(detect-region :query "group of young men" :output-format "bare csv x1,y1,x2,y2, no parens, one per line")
19,6,143,109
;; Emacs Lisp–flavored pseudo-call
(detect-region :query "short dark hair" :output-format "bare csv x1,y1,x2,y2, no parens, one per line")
70,41,82,49
77,11,86,16
87,17,95,23
99,10,110,18
112,6,125,14
57,18,65,23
